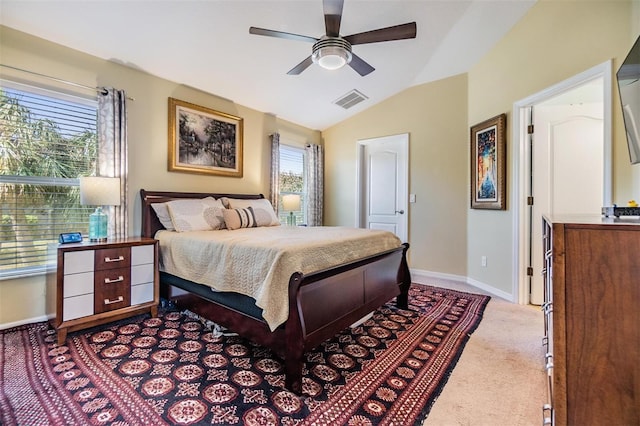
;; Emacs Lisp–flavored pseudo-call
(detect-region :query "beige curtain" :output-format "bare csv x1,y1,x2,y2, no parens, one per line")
269,133,280,214
98,88,128,238
305,143,323,226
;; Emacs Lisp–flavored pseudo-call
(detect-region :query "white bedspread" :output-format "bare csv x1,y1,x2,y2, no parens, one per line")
155,226,402,330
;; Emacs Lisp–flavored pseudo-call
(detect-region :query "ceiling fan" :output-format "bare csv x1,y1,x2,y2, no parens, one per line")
249,0,417,76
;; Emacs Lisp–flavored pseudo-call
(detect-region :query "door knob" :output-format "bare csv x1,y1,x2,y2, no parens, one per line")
396,210,405,214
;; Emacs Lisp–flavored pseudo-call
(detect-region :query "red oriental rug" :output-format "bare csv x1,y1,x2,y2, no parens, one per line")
0,284,490,425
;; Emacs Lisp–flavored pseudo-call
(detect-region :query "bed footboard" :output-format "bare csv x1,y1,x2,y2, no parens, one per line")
284,242,410,392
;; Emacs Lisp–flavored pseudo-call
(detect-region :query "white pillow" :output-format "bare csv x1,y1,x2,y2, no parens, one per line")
151,202,175,231
166,197,226,232
225,198,280,226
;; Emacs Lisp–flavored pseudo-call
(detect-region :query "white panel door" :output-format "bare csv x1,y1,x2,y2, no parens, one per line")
530,103,603,304
360,134,408,242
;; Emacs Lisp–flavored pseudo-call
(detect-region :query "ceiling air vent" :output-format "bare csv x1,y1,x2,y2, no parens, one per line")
334,89,368,110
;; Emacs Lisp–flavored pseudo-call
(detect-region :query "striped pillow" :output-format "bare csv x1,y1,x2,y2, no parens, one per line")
223,207,274,230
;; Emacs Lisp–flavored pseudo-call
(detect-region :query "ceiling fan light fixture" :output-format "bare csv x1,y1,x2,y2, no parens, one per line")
312,37,352,70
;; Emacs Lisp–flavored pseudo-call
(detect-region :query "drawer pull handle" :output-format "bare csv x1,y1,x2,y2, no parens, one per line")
104,296,124,305
104,255,124,263
104,276,124,284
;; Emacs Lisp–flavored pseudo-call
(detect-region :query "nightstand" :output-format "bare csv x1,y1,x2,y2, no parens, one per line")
46,237,159,345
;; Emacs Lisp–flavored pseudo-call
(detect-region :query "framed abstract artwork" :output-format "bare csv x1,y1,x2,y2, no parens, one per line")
470,113,506,210
168,97,243,177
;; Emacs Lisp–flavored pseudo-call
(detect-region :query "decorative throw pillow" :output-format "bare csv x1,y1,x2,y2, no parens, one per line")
225,198,280,226
151,202,175,231
166,197,226,232
223,207,275,230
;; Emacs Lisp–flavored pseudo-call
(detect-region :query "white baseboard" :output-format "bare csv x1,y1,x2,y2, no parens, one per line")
410,268,515,302
0,314,51,331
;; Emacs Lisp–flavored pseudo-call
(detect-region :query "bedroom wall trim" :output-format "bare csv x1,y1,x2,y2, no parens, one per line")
0,314,51,331
411,268,512,301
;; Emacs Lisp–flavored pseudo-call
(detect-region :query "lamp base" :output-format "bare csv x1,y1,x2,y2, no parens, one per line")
287,212,296,226
89,207,108,242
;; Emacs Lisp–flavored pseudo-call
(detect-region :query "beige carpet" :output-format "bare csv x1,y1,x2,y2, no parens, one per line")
421,280,545,426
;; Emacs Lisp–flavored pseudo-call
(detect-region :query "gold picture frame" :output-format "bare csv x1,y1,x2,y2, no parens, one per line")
168,97,243,177
470,113,506,210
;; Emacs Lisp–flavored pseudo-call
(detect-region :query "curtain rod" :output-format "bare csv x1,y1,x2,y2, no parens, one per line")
0,64,135,101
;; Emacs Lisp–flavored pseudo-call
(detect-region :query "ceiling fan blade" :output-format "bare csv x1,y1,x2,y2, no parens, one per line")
349,53,375,76
287,56,314,75
344,22,417,45
323,0,344,37
249,27,318,43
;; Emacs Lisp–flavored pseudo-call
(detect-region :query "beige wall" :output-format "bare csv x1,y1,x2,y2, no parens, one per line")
323,74,469,277
467,0,637,295
0,26,321,326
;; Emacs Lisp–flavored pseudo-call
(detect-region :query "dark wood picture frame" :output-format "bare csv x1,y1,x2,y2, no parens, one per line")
470,113,506,210
168,97,243,177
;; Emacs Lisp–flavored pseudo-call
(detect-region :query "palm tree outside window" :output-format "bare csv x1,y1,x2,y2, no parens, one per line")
0,81,98,278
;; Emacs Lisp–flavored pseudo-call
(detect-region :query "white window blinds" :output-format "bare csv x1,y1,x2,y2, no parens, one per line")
0,81,98,279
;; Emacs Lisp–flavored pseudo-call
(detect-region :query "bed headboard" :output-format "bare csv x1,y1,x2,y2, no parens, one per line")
140,189,265,238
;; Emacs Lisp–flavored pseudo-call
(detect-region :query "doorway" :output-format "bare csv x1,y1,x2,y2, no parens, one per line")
513,61,613,305
356,133,409,242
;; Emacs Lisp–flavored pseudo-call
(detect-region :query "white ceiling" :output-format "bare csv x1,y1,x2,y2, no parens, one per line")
0,0,536,131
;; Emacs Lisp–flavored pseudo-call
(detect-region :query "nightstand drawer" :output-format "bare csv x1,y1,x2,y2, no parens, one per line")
95,247,131,270
131,245,154,265
64,250,94,274
63,271,94,298
131,282,154,305
131,264,154,285
94,267,130,288
95,279,130,314
63,294,94,321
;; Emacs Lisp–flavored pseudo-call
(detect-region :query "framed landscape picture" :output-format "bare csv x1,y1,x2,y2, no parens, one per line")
470,113,506,210
168,97,243,177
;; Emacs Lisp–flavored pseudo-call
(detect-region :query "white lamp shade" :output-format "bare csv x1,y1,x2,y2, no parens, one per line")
79,176,121,206
282,194,301,212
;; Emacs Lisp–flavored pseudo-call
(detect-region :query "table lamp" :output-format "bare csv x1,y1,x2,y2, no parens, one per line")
282,194,301,226
79,176,121,241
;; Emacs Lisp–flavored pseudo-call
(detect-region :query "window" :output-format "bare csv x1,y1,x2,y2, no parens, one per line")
278,144,306,225
0,81,98,279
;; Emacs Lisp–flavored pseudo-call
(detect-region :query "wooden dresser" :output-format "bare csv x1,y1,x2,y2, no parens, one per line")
47,237,159,345
542,215,639,425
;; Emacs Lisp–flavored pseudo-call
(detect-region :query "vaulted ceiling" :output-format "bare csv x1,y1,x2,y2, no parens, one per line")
1,0,536,130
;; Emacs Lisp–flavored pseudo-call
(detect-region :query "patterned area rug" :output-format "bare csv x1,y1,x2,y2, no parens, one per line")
0,284,490,425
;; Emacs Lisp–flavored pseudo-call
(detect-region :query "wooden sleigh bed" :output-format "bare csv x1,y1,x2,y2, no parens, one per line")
140,189,411,393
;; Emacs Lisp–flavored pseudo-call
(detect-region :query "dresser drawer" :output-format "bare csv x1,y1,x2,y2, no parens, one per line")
95,247,131,270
